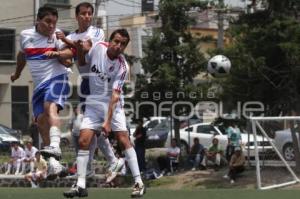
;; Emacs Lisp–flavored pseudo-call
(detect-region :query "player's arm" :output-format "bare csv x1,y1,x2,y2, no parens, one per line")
11,51,26,82
74,39,90,66
102,90,121,136
56,31,76,48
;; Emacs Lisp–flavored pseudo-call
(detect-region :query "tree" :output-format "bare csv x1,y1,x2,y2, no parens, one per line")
219,0,300,171
135,0,209,148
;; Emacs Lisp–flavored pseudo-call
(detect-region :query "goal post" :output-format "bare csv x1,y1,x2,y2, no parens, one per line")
250,116,300,190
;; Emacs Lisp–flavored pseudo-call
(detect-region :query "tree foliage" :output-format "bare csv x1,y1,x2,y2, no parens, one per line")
220,0,300,115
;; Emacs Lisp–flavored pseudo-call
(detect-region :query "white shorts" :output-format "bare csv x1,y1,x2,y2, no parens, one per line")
80,102,127,132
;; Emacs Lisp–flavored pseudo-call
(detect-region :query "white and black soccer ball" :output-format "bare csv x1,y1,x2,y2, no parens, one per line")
207,55,231,77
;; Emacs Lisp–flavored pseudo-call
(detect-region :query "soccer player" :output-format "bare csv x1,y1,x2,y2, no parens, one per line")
10,6,73,160
57,2,124,179
63,29,145,198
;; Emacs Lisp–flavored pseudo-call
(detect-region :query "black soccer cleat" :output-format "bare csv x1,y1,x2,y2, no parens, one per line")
63,185,88,198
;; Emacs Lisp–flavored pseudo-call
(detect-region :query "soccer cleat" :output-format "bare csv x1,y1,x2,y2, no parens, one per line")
131,182,146,198
63,185,88,198
58,166,69,178
106,158,125,183
40,146,62,160
47,157,64,180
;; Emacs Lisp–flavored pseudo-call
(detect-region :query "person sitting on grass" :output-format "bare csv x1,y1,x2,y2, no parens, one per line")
223,146,245,184
5,142,25,175
24,151,48,188
188,137,206,171
203,138,227,170
157,138,180,175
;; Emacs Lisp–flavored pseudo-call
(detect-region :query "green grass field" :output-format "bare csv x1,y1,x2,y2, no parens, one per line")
0,188,299,199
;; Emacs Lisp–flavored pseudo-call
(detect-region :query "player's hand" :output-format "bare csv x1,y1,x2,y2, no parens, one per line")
101,121,112,137
44,51,59,58
10,73,20,82
56,31,66,41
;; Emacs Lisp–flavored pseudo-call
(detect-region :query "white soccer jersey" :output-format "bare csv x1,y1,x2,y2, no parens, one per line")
24,146,38,160
11,146,25,159
66,26,105,75
85,42,128,107
20,27,68,88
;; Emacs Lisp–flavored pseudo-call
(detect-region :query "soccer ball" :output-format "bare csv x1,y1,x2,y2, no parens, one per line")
207,55,231,77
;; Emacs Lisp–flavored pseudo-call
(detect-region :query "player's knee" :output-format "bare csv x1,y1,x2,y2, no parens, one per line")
78,137,90,150
117,134,132,150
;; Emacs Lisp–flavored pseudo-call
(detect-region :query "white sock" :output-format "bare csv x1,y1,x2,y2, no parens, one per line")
15,160,21,174
30,162,35,172
87,135,97,171
49,126,61,148
76,150,89,189
6,164,11,174
21,162,26,174
98,135,117,165
124,147,143,184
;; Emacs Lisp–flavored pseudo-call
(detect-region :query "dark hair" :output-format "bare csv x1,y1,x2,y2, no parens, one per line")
193,137,199,142
37,6,58,20
109,29,130,45
75,2,94,16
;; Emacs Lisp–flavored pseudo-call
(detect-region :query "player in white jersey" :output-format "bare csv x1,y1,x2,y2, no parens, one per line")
57,2,124,180
63,29,145,198
5,142,25,175
10,6,73,161
22,139,38,174
10,7,74,181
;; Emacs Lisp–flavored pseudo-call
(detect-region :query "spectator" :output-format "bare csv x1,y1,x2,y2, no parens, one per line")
5,142,25,175
157,138,180,175
22,139,38,174
203,138,227,170
133,119,147,172
225,120,242,161
223,146,246,184
29,119,40,149
188,138,206,171
24,151,48,188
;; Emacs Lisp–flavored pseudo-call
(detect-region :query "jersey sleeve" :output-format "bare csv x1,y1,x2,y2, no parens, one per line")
90,28,105,44
112,57,128,92
19,30,26,53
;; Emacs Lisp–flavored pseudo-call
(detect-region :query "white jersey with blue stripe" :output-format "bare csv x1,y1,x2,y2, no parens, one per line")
20,27,68,88
85,42,128,107
66,26,105,75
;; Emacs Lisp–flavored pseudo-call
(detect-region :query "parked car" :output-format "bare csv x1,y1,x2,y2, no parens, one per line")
274,128,300,161
0,125,22,151
147,121,274,158
130,117,167,143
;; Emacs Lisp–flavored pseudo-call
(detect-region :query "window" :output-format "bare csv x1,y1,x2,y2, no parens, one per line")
11,86,29,133
0,28,15,60
196,125,216,134
41,0,70,5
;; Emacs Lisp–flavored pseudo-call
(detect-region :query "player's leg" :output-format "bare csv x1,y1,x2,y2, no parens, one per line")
97,134,125,183
112,109,145,197
63,104,99,198
40,74,70,159
63,129,93,198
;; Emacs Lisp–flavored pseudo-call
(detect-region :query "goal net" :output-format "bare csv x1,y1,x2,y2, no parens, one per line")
250,116,300,190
